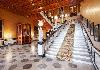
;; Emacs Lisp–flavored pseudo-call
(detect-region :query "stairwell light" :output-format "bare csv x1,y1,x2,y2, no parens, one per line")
65,14,68,17
51,16,53,19
54,15,58,20
32,3,34,6
61,14,64,17
38,20,43,27
39,7,43,10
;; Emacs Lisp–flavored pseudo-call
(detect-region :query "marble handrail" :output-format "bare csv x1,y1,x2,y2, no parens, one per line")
81,21,100,70
40,12,53,27
81,22,100,55
43,23,67,52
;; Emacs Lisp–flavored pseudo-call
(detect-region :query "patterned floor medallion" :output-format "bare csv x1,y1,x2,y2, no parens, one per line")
53,63,61,68
46,58,53,62
19,52,24,55
10,59,17,63
23,64,32,69
12,56,16,58
0,65,5,70
26,50,30,52
68,63,77,68
21,59,29,62
0,60,5,63
37,64,47,69
20,55,26,58
30,55,36,57
8,64,17,70
33,59,40,62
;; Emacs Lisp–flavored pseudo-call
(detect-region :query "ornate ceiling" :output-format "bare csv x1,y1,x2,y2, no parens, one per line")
0,0,83,21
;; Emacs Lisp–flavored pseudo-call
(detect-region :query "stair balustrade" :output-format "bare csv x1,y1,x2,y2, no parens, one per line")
40,12,53,27
43,23,67,54
81,22,100,70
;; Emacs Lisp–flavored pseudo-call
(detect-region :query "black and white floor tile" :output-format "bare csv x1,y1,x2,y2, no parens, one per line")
0,40,94,70
0,24,95,70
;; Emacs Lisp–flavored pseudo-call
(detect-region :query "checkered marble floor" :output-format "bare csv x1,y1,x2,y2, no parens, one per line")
0,41,95,70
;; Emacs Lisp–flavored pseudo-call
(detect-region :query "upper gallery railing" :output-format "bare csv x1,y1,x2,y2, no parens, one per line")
40,11,53,27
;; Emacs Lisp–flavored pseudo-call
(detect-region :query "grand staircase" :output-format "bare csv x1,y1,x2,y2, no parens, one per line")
45,22,92,65
45,24,69,58
72,23,92,64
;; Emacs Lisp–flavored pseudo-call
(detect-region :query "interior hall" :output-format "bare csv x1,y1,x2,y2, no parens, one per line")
0,0,100,70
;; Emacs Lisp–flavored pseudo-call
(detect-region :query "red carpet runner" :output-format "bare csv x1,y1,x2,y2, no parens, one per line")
57,24,75,61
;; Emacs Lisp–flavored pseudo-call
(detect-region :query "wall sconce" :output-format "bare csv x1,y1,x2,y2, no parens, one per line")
4,32,12,39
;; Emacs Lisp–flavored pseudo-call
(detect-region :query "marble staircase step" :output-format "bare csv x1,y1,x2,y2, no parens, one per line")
54,38,64,40
52,43,62,45
56,36,64,38
50,45,61,49
74,43,87,46
74,40,86,42
73,46,88,49
74,37,84,38
48,48,59,52
45,54,56,59
53,41,63,43
72,53,89,57
73,50,89,56
73,44,87,47
52,44,62,47
74,38,85,40
47,50,58,55
72,54,91,60
74,42,86,45
73,47,88,52
72,59,92,65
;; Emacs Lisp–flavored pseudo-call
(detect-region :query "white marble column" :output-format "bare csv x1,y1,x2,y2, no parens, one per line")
37,20,44,56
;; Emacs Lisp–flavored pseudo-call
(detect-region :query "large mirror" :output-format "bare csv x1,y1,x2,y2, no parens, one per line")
85,19,89,28
0,20,3,39
90,22,94,36
88,21,91,32
94,24,100,42
83,18,87,27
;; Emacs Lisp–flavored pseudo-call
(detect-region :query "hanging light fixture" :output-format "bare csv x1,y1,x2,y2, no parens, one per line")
32,3,34,6
39,7,43,10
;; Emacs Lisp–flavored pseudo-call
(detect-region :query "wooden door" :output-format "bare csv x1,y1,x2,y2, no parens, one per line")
22,24,31,44
17,24,22,44
17,23,31,45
